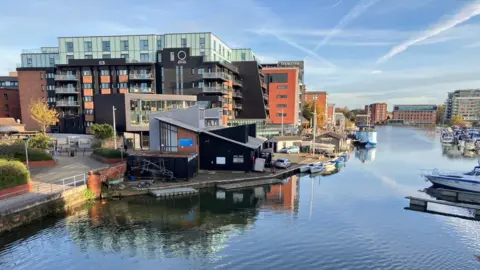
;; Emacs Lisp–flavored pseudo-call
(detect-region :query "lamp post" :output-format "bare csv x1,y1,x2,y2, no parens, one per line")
23,136,30,172
312,94,317,156
113,106,117,150
281,108,284,136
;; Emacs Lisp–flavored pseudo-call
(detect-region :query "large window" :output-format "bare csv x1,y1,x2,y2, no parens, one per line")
276,104,287,108
268,73,288,83
159,122,179,152
277,85,288,89
102,41,111,51
100,70,109,76
181,38,187,48
101,83,110,89
66,42,74,52
140,53,149,62
49,57,55,66
276,95,288,99
121,54,129,61
241,52,246,61
102,54,111,59
214,40,217,51
84,41,92,52
140,39,149,50
121,40,129,51
200,37,205,49
85,55,93,59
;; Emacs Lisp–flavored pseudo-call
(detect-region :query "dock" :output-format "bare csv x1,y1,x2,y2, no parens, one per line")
405,196,480,220
217,178,285,190
427,188,480,204
149,187,198,198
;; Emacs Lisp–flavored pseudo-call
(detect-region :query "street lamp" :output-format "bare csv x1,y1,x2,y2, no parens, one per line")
112,106,117,150
312,94,318,156
23,136,30,171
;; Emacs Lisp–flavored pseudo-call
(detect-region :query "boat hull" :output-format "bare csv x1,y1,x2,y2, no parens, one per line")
426,175,480,193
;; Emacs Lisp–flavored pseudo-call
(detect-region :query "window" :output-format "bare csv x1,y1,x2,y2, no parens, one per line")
277,85,288,89
191,68,195,75
140,53,149,61
170,52,175,61
276,113,287,117
121,40,129,51
102,40,111,51
49,57,55,66
26,58,32,65
66,55,74,61
83,83,92,88
100,70,109,76
277,95,288,99
4,93,7,100
198,68,204,74
66,42,74,53
140,39,148,50
84,109,94,115
119,83,128,88
40,73,44,79
276,104,287,108
157,37,163,50
84,96,93,102
214,40,217,51
102,54,111,59
41,85,45,91
84,41,92,52
4,104,8,111
200,51,205,56
101,83,110,89
121,54,129,61
85,55,93,59
117,69,127,75
181,38,187,48
82,70,91,76
241,52,246,61
47,85,55,91
200,37,205,49
159,122,178,152
268,73,288,83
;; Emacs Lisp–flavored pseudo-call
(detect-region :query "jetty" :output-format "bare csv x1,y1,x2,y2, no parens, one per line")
149,188,198,198
405,196,480,220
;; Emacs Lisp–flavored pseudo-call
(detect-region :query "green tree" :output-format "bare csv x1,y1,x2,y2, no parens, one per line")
30,99,59,133
302,101,314,121
450,115,467,126
436,104,445,124
91,123,114,141
28,133,52,149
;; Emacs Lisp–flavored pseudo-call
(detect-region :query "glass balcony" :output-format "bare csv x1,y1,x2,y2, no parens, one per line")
55,87,79,94
233,91,243,98
129,87,153,93
56,100,79,106
55,74,78,81
233,103,243,110
233,78,243,87
129,73,153,80
202,86,230,94
202,72,231,81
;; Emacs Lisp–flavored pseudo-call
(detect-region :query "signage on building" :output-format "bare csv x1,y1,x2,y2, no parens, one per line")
233,155,244,163
179,138,193,147
177,50,187,64
278,61,304,68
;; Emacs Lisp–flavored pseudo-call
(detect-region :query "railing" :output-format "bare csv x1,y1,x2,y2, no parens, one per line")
202,86,230,94
264,104,269,110
55,74,78,80
129,87,153,93
233,79,243,86
0,174,86,204
129,73,153,80
203,72,231,80
233,92,243,98
233,104,243,109
55,87,78,94
263,93,269,100
56,100,79,106
262,82,267,89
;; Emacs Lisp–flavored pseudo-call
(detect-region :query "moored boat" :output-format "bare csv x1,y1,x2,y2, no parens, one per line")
323,161,336,173
422,165,480,192
309,163,325,173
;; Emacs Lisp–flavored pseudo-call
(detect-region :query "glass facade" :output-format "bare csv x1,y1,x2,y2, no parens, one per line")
129,99,196,126
394,105,437,111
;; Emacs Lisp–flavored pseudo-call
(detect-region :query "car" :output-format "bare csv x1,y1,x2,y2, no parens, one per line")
286,146,300,154
275,158,291,168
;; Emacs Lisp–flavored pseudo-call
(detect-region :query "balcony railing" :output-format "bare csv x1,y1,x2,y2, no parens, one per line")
129,73,153,80
129,87,153,93
233,104,243,110
56,100,79,107
233,92,243,98
55,74,78,81
55,87,79,94
263,93,269,100
262,82,267,89
202,72,231,81
264,104,269,110
202,86,230,94
233,79,243,87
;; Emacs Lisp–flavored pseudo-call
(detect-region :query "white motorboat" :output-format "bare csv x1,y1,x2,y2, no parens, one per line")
309,163,325,174
323,161,336,173
465,140,476,151
300,163,316,173
422,165,480,192
440,133,454,144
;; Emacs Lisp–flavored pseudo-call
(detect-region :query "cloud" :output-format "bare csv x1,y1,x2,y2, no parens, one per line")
377,1,480,64
313,0,382,51
371,70,382,74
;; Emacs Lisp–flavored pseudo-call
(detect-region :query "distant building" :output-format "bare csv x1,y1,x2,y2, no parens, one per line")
327,104,335,127
0,75,21,121
356,114,369,126
444,89,480,123
304,91,328,127
365,103,387,124
335,112,345,131
392,105,437,125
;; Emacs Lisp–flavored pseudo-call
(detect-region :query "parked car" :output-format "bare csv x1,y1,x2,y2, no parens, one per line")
279,146,300,154
275,158,291,168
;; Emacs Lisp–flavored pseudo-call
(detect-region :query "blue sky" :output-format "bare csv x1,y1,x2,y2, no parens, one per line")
2,0,480,109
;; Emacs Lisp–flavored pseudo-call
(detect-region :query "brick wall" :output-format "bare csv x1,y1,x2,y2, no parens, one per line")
177,127,199,153
17,70,48,131
0,89,21,120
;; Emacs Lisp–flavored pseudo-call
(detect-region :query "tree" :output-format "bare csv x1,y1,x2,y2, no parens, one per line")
436,104,445,124
302,101,314,121
345,119,355,128
450,115,467,126
29,99,59,133
91,123,114,141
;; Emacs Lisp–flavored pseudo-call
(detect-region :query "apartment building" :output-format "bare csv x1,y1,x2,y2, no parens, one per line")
0,75,21,121
365,103,387,124
392,105,437,125
444,89,480,123
17,32,267,133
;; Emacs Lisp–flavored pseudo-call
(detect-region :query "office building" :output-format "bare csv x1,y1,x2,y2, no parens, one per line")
0,75,21,121
444,89,480,123
17,32,268,132
262,61,304,126
392,105,437,125
365,103,387,124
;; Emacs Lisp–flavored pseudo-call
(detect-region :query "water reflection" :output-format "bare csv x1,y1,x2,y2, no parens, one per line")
441,145,478,160
355,147,376,163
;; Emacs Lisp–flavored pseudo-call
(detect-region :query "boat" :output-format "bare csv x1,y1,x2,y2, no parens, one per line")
334,157,344,169
464,139,476,151
440,132,454,144
323,161,336,173
355,106,377,148
422,165,480,192
300,162,320,173
309,163,325,173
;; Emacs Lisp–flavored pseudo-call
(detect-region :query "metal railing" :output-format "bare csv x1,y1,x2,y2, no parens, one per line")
0,174,86,204
129,87,153,93
55,74,78,80
55,87,78,94
233,104,243,109
129,73,153,80
233,79,243,86
233,92,243,98
56,100,79,106
203,72,231,80
202,86,229,94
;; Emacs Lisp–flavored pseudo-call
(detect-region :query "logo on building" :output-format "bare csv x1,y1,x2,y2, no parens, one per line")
177,51,187,64
99,61,105,65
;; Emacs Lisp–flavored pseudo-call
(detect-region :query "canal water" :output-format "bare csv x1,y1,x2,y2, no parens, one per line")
1,126,480,269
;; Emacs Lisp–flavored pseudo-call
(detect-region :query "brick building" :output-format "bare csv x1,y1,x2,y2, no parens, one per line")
365,103,387,124
392,105,437,125
0,75,21,121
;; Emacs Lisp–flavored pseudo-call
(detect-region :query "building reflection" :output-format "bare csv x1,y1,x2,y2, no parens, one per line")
441,145,477,160
355,148,376,163
264,175,300,211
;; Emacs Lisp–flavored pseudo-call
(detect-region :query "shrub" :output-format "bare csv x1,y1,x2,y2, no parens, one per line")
28,133,52,149
0,144,54,162
0,159,30,189
91,124,114,141
93,148,127,159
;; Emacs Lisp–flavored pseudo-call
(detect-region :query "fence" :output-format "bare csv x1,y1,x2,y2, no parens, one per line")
0,174,86,203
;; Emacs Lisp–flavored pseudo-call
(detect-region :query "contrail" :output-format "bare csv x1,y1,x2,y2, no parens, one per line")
377,0,480,64
313,0,381,52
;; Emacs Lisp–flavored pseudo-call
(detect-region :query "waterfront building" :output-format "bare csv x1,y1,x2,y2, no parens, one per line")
392,105,437,125
335,112,346,131
0,75,21,121
444,89,480,123
17,32,268,133
365,103,387,124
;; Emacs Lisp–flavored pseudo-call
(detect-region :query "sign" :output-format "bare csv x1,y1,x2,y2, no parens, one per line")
179,138,193,147
216,157,226,165
99,61,105,65
233,155,244,163
177,50,187,64
278,61,303,67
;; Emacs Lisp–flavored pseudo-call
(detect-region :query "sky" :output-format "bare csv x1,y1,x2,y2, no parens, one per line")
2,0,480,109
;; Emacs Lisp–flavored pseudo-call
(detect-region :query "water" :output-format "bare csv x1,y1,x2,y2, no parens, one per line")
2,126,480,270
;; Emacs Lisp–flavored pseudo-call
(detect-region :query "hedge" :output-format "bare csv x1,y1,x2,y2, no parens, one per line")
0,159,30,189
0,144,54,162
93,148,128,159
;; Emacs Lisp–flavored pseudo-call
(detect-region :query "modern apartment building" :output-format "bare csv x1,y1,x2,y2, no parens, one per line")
0,75,21,121
392,105,437,125
444,89,480,123
365,103,387,124
17,32,269,133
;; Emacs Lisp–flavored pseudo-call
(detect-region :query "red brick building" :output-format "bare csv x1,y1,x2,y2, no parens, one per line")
365,103,387,124
0,76,21,121
304,91,328,127
392,105,437,125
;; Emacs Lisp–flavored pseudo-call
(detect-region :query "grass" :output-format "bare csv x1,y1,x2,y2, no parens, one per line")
0,159,30,189
93,148,128,159
0,144,53,162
